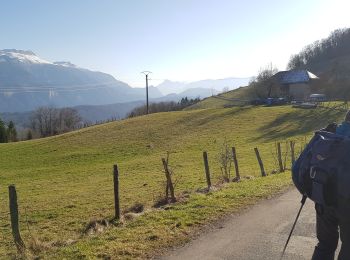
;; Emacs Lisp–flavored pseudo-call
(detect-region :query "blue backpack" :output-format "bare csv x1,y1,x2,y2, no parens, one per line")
292,131,350,212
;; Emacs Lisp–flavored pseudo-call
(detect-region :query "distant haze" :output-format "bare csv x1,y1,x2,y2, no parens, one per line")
156,78,250,95
0,49,227,113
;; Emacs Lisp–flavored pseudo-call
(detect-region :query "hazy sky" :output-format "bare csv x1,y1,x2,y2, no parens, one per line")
1,0,349,87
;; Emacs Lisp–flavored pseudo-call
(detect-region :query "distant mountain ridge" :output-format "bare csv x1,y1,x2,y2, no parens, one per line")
0,49,163,112
156,77,250,95
0,49,249,113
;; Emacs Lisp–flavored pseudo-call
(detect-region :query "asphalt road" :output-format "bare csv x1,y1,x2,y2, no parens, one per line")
159,188,338,260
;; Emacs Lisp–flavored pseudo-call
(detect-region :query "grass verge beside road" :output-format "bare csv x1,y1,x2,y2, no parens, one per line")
45,173,292,259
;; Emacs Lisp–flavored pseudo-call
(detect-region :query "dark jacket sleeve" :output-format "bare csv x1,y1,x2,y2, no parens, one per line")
321,123,337,133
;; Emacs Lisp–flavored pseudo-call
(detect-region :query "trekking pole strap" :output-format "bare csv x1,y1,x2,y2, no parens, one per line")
280,195,307,260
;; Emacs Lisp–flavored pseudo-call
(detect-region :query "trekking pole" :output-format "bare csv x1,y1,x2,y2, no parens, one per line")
280,195,307,260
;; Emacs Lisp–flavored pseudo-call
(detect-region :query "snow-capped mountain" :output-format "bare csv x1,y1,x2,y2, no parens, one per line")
0,49,249,113
0,49,51,64
0,49,162,112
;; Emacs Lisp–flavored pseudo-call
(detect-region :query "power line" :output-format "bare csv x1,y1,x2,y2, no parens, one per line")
0,77,167,94
0,79,168,93
147,78,166,81
0,81,118,89
0,81,120,93
0,85,116,94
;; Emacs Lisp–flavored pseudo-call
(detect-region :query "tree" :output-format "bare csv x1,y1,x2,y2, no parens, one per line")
0,118,7,143
287,28,350,70
58,108,81,133
31,107,82,137
6,121,17,142
179,97,200,108
128,98,201,118
249,64,279,98
222,87,230,93
26,129,33,140
218,139,233,182
286,28,350,100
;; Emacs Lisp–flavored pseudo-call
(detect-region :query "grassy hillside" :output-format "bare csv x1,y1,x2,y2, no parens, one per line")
188,86,252,109
0,105,344,258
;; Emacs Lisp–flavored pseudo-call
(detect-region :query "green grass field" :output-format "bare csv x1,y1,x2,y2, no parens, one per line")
0,105,345,259
188,86,253,109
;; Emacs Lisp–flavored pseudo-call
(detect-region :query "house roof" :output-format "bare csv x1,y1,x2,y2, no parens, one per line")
274,70,319,85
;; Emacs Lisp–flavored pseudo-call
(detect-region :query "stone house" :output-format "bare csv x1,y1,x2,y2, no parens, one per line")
273,70,319,101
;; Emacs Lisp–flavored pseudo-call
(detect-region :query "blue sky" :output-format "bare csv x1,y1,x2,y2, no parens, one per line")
1,0,349,87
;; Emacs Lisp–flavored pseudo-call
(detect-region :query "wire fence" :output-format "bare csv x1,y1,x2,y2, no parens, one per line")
2,137,308,256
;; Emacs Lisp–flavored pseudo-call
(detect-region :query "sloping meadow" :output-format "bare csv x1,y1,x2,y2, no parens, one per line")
0,106,343,258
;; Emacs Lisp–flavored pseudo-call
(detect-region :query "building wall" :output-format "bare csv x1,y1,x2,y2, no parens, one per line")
289,83,311,101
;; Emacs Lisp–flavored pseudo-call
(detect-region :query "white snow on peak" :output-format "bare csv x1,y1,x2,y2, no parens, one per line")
0,49,52,64
0,49,81,69
53,61,77,68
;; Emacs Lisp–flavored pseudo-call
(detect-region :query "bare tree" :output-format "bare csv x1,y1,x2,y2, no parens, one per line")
31,107,57,137
31,107,81,137
249,64,279,99
218,139,233,182
222,87,230,93
287,28,350,70
58,108,81,133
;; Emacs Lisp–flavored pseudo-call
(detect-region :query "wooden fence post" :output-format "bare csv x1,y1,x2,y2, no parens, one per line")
277,142,284,172
203,151,211,189
231,147,240,180
8,185,25,252
290,141,296,165
162,158,176,202
113,165,121,220
254,148,266,177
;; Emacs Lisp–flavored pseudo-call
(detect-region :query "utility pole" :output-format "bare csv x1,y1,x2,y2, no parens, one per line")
141,71,152,114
